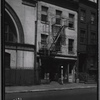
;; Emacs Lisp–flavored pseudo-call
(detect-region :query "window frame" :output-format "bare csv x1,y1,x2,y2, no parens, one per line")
80,9,86,22
90,12,96,25
68,39,74,54
68,13,75,29
80,29,86,44
41,6,48,22
90,32,96,44
55,10,62,25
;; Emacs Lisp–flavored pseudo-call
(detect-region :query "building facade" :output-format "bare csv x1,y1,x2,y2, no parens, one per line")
36,0,78,83
4,0,78,86
5,0,37,86
77,0,97,82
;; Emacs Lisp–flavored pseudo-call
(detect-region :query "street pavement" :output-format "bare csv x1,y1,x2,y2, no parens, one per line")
5,81,97,93
5,88,97,100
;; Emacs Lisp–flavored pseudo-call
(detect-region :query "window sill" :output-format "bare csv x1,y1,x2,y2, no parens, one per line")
41,21,49,24
68,27,75,30
68,51,74,54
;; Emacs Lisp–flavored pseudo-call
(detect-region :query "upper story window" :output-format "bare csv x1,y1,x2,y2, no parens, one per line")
52,25,61,37
41,6,48,22
41,34,48,44
80,9,86,22
91,32,96,44
68,13,75,29
41,34,48,49
5,22,17,43
68,39,74,54
91,12,95,24
55,10,62,25
80,30,86,43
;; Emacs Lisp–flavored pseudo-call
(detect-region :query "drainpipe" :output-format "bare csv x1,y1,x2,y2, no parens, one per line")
34,0,38,84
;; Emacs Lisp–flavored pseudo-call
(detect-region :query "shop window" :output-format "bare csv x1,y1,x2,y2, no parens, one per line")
80,9,86,22
5,52,10,69
41,6,48,22
55,10,62,25
68,13,74,29
68,39,74,53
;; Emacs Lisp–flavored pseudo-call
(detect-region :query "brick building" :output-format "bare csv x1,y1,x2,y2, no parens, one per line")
77,0,97,82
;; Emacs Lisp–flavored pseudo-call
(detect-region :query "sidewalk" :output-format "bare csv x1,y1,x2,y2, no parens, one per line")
5,82,97,94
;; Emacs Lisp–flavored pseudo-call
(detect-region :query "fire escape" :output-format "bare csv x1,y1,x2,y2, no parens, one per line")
49,25,66,55
39,18,68,57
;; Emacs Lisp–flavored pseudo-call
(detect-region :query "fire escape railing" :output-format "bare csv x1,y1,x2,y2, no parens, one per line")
49,25,66,54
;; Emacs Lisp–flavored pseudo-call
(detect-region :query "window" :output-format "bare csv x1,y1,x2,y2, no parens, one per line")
55,37,61,51
68,39,74,53
68,14,74,29
80,9,86,22
5,52,10,69
41,34,48,49
52,25,61,37
5,22,17,43
55,10,62,25
41,34,48,44
41,6,48,22
91,12,95,24
91,32,96,44
80,30,86,43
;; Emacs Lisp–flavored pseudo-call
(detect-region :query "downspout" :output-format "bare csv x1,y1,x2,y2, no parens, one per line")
34,0,38,84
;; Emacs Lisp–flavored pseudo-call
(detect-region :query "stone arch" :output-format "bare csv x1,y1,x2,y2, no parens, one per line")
5,2,24,43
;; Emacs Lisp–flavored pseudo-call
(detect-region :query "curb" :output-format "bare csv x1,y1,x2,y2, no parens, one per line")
5,85,97,94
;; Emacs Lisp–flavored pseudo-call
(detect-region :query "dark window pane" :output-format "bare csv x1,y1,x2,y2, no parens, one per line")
41,14,48,22
69,14,74,29
41,6,48,12
80,9,86,21
5,52,10,69
56,18,61,25
68,39,74,53
91,12,95,24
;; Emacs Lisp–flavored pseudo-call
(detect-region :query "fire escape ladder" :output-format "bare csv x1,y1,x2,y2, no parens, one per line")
49,25,65,53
